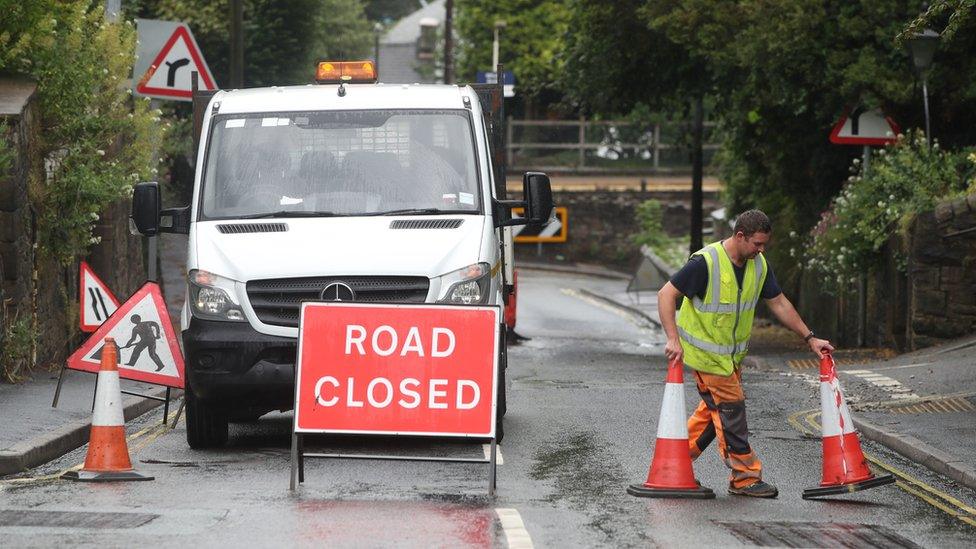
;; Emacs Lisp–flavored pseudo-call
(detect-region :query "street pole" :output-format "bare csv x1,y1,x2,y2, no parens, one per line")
443,0,454,84
857,145,871,347
374,24,382,75
492,26,500,70
922,76,932,147
230,0,244,88
690,94,704,254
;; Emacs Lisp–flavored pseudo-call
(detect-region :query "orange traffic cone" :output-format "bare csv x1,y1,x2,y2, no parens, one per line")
628,358,714,499
802,351,892,499
62,338,153,482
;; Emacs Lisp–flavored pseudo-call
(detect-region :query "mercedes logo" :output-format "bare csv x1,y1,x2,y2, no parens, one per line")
320,281,355,302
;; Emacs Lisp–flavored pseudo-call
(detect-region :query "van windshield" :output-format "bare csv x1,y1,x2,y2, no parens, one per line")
201,110,482,219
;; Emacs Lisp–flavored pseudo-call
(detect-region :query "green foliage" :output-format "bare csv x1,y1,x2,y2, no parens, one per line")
0,1,164,265
899,0,975,43
805,133,975,291
133,0,373,88
632,199,688,269
0,122,12,175
1,308,34,383
455,0,571,100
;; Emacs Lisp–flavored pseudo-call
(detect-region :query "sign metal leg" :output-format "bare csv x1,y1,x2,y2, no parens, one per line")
489,437,498,497
52,365,67,408
170,399,185,430
289,431,299,491
298,434,305,484
162,387,171,425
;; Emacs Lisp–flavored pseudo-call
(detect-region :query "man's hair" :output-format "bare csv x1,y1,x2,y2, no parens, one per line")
733,209,772,237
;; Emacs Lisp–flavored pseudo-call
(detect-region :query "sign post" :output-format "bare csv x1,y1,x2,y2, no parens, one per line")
290,302,500,495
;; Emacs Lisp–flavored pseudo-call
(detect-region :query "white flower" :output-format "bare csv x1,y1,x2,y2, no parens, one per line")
96,149,105,156
889,194,895,200
877,201,885,208
102,68,108,75
853,158,861,165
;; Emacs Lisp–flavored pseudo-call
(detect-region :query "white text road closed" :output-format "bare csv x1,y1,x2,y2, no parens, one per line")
294,303,500,437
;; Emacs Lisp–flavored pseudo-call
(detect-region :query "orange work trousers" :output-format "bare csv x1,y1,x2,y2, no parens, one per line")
686,368,762,488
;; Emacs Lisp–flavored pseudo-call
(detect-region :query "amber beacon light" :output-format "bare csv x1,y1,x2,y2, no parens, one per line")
315,61,377,84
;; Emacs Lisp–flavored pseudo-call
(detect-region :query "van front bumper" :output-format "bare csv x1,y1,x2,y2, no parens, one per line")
182,317,297,412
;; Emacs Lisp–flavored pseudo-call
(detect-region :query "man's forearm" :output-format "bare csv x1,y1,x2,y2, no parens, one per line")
657,287,680,340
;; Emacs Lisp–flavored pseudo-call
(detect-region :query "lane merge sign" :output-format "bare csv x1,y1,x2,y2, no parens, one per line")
68,282,185,389
294,302,499,437
79,261,120,332
134,19,216,101
512,206,567,243
829,106,900,146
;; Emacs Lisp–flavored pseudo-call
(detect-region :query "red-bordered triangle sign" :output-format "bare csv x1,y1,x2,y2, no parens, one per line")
79,261,121,333
829,107,900,146
135,25,216,100
68,282,185,389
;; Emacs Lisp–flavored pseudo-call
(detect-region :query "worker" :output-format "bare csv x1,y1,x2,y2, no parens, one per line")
658,209,833,498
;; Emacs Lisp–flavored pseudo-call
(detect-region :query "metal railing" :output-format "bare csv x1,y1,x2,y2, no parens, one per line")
505,117,721,174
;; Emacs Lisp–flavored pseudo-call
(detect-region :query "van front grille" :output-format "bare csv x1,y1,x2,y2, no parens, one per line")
246,276,430,327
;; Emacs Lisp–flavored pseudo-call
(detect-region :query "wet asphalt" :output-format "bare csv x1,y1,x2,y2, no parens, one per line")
2,269,975,547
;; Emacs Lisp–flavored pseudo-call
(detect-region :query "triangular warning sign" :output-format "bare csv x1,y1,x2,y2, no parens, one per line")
68,282,185,389
135,25,216,100
829,107,900,146
79,261,121,333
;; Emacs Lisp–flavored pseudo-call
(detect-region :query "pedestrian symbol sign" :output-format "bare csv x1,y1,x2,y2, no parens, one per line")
68,282,185,388
134,21,216,101
79,261,120,333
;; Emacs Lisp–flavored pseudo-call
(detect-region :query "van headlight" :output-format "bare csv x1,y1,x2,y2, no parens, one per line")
436,263,491,304
188,270,246,321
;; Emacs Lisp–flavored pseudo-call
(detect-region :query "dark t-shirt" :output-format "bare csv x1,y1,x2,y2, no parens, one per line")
670,254,782,301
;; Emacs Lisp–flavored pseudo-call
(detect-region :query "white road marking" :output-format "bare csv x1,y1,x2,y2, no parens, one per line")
483,444,504,465
495,508,533,549
560,288,656,333
845,369,921,400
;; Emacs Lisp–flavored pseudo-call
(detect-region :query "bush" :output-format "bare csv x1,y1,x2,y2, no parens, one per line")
804,132,976,292
632,199,689,269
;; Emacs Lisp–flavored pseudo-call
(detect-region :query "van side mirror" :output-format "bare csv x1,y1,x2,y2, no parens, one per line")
130,181,191,236
131,181,161,236
492,171,556,229
522,172,554,226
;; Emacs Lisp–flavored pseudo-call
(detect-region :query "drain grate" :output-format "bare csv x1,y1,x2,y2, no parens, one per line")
0,509,159,529
716,521,921,548
788,349,894,370
889,396,976,414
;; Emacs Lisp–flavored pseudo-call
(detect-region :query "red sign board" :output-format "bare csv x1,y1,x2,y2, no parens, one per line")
294,303,499,437
829,107,900,146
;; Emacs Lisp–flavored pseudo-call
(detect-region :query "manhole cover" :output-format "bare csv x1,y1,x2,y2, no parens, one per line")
0,509,158,529
715,521,921,548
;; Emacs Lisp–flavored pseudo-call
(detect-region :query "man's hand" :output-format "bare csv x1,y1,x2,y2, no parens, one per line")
664,337,683,364
808,337,834,356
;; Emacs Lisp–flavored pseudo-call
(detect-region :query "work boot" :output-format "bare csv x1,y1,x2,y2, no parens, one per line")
728,480,778,498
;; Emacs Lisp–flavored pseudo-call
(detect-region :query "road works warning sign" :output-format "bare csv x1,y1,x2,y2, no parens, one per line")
294,303,499,437
79,261,120,332
68,282,185,388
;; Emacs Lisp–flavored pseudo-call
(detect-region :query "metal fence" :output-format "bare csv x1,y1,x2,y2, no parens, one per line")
505,117,721,174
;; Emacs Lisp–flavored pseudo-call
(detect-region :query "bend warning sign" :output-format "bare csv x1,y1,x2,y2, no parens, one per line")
68,282,185,388
829,107,900,146
79,261,120,332
134,20,216,101
294,303,499,437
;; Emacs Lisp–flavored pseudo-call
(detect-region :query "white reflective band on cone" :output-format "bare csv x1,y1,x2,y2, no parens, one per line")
656,383,689,439
92,371,125,427
819,379,855,437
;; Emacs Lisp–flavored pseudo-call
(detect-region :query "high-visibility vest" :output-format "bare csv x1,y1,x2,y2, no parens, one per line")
676,241,767,376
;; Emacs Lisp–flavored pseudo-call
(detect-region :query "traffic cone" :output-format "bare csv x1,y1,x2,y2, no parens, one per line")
62,338,153,482
628,358,714,499
802,351,892,499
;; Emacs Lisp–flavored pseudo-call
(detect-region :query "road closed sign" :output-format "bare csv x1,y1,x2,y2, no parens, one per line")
294,303,499,437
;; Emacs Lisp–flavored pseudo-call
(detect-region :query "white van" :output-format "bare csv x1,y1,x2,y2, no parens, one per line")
130,61,553,448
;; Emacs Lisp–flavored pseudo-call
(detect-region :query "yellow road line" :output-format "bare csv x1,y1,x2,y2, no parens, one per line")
793,408,976,527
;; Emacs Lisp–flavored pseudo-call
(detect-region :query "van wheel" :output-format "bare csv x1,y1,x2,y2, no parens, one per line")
185,385,228,448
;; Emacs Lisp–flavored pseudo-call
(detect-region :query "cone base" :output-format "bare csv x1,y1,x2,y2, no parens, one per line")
62,469,154,482
801,473,894,499
627,483,716,499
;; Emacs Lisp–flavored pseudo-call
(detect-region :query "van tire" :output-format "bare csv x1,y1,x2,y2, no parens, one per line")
185,385,229,448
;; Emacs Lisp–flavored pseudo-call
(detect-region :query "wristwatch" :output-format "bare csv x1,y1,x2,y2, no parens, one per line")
804,331,816,342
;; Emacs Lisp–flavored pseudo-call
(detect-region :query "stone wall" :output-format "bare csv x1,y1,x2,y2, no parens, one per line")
793,193,976,352
513,190,720,270
1,79,146,376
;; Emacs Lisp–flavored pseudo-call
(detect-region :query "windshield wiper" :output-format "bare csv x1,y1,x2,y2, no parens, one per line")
235,210,340,219
369,208,470,216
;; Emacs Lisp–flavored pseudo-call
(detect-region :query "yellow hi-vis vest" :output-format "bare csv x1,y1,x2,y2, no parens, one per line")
676,241,768,376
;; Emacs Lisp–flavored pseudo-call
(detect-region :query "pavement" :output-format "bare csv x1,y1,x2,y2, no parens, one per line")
3,256,976,502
